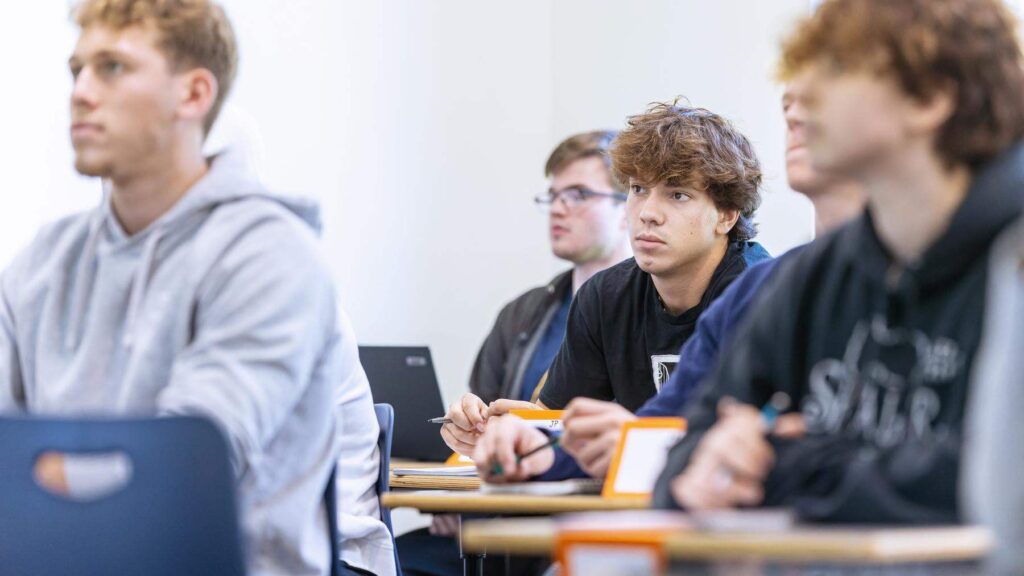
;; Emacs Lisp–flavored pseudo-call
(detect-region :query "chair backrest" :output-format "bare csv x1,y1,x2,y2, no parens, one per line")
325,466,341,576
374,402,403,576
0,415,246,576
373,403,395,533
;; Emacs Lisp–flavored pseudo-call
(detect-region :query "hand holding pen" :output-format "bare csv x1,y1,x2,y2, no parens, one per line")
438,392,490,457
472,414,559,482
669,393,804,511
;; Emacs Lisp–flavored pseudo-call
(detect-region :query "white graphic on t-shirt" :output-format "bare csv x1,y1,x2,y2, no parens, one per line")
802,315,963,448
651,354,680,392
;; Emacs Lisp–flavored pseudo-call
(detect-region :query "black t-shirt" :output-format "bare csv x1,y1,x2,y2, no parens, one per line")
539,241,769,412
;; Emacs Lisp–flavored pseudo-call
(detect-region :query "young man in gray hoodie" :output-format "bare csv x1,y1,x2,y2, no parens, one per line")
0,1,391,575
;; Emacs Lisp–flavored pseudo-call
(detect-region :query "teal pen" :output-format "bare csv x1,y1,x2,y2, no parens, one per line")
491,436,560,476
760,392,792,428
713,392,791,490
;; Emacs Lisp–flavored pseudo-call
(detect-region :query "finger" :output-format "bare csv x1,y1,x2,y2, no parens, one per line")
671,471,696,509
726,477,765,506
705,415,775,475
494,424,526,481
575,433,618,471
707,468,765,507
716,396,740,417
490,400,540,416
462,394,487,431
473,428,500,480
713,433,774,480
440,426,477,456
684,459,745,510
560,419,594,454
579,438,616,478
564,397,615,419
673,466,729,511
476,418,524,482
773,413,806,438
718,399,761,423
565,412,625,438
512,427,555,478
563,410,632,452
442,423,479,448
587,450,615,479
446,401,473,431
487,400,511,416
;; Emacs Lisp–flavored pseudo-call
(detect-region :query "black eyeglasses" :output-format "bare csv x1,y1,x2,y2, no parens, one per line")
533,187,627,209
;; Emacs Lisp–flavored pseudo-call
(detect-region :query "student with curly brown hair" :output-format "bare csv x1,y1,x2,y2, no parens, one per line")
470,102,771,482
654,0,1024,523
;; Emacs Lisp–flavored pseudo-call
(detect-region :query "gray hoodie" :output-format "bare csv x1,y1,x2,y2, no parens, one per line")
964,217,1024,576
0,150,377,576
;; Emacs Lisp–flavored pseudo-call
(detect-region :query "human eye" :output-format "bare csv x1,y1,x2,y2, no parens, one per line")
564,187,586,202
629,184,647,196
97,59,125,78
671,190,692,201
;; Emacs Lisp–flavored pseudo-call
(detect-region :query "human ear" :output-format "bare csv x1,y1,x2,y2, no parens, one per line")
175,68,218,128
716,208,740,237
907,82,956,136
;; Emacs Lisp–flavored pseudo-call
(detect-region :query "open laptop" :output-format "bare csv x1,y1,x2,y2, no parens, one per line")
358,346,453,462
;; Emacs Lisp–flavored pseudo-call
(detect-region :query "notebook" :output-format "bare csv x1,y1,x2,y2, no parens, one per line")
392,465,478,478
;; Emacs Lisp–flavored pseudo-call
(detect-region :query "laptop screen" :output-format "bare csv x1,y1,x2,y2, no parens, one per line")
358,346,453,462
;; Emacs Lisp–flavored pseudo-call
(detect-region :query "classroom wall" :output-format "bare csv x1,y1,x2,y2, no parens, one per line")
4,0,841,408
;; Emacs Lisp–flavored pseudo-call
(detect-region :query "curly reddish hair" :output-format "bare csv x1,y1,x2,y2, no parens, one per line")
610,101,762,242
779,0,1024,169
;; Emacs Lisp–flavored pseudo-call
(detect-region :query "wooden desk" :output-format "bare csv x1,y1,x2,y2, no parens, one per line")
460,515,992,564
663,526,991,563
381,490,648,515
388,459,481,491
461,518,557,556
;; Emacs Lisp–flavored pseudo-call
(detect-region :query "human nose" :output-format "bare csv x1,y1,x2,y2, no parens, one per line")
549,193,570,216
785,99,808,133
638,194,664,225
71,67,99,111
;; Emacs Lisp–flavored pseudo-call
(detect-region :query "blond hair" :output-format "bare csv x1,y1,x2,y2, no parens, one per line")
73,0,238,136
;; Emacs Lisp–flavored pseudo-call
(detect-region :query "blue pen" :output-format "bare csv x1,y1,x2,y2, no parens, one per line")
713,392,792,490
759,392,792,429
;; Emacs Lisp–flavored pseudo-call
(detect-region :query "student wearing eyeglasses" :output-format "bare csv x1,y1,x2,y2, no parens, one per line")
399,131,631,576
437,131,632,457
467,103,772,483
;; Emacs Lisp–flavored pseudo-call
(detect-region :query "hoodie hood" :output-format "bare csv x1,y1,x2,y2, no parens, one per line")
851,141,1024,292
66,149,322,349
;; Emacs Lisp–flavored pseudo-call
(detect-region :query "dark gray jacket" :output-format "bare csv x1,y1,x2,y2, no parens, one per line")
469,271,573,402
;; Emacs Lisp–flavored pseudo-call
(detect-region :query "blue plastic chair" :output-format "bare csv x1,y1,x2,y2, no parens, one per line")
326,466,342,576
0,415,246,576
374,402,403,576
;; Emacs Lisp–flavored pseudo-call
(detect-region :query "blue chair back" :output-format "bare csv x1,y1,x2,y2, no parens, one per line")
325,466,341,576
0,416,246,576
374,403,402,576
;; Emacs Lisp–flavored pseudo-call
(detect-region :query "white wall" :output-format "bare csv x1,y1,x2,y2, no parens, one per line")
1,1,819,404
550,0,815,255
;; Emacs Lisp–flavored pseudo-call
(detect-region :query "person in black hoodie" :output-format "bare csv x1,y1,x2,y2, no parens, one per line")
473,101,770,482
654,0,1024,524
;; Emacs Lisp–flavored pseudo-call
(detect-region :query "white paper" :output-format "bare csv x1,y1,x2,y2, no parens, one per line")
612,428,685,494
522,418,563,431
391,465,478,477
565,544,659,576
